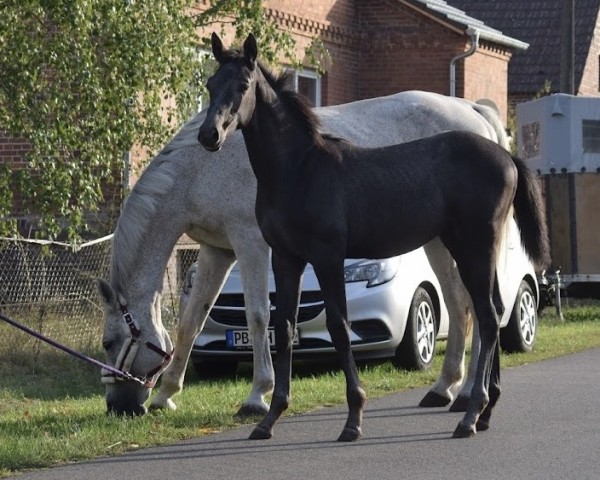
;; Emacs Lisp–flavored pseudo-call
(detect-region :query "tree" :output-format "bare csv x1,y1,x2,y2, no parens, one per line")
0,0,327,240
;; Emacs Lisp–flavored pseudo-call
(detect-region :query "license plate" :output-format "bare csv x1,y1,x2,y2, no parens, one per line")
226,328,299,349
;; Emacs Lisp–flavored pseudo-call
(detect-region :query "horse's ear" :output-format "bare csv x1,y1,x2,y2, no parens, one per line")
97,278,117,309
243,33,257,70
211,32,225,63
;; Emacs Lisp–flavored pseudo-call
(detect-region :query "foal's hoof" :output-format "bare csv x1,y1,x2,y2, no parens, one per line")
419,391,451,408
235,403,269,419
448,395,470,412
249,424,273,440
452,422,476,439
337,426,362,442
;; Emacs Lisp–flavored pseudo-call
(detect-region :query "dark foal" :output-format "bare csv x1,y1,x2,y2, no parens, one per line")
198,33,550,442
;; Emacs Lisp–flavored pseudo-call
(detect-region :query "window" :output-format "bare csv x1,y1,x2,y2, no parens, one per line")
521,121,541,158
289,69,322,107
582,119,600,153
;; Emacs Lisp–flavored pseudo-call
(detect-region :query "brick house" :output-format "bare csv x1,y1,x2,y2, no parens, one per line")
2,0,526,234
228,0,527,123
449,0,600,105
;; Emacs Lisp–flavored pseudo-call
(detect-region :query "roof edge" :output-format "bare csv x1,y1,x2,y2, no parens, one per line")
399,0,529,51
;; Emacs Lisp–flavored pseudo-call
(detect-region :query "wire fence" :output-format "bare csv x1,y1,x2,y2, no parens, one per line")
0,236,198,372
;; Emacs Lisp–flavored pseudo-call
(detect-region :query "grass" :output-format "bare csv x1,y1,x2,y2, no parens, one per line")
1,303,599,477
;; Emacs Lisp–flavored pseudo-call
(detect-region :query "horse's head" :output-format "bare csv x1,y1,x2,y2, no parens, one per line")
97,279,173,416
198,32,258,151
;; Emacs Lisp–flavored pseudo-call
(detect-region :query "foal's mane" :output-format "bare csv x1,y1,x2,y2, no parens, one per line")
220,48,333,150
258,63,329,149
110,112,206,292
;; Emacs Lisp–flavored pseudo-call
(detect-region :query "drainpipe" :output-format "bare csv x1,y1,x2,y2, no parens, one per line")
450,27,480,97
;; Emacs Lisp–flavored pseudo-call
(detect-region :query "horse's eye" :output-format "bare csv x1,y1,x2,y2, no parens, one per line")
102,340,113,351
239,83,249,93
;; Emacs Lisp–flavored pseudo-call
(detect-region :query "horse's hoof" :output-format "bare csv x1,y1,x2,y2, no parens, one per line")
235,403,269,419
249,424,273,440
337,426,362,442
419,391,451,408
476,418,490,431
149,398,177,411
448,395,470,412
452,422,476,438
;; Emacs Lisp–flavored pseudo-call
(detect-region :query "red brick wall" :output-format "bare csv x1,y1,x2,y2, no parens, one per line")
463,42,512,124
0,132,30,169
357,1,466,100
263,0,359,106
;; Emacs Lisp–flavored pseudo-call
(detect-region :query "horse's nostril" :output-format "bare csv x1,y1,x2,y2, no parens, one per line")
199,126,219,147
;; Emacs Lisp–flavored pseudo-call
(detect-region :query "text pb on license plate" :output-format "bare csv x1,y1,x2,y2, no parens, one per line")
226,328,299,349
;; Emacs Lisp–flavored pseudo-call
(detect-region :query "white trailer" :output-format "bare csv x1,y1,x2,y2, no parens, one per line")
517,94,600,287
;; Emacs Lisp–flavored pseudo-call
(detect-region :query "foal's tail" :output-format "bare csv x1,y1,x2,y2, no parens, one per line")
512,156,551,270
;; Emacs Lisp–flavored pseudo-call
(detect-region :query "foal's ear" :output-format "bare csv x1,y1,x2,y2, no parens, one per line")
243,33,258,70
211,32,225,63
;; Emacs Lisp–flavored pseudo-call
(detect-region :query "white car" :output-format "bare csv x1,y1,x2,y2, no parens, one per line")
184,221,539,376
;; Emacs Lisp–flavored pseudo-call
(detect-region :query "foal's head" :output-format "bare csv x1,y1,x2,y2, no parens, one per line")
198,32,259,151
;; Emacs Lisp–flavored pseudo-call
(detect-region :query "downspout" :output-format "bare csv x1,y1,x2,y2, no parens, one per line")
450,28,480,97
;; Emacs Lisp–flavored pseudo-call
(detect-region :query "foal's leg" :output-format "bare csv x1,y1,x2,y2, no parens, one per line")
234,240,274,417
313,256,366,442
249,252,306,440
151,245,236,410
451,248,503,438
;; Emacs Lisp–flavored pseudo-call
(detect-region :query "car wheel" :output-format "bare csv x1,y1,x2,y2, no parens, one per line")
500,280,537,353
192,359,239,379
394,286,437,371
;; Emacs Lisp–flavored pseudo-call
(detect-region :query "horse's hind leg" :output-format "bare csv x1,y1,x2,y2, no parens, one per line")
420,239,469,408
250,252,306,440
234,239,274,417
313,256,366,442
151,245,236,410
449,320,479,412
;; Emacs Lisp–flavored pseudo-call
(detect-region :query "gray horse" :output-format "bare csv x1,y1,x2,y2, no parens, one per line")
98,87,515,416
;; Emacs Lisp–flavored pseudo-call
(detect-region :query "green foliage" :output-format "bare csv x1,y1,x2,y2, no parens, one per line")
0,0,323,240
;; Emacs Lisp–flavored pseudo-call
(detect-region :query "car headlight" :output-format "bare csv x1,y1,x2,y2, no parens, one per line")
344,258,399,287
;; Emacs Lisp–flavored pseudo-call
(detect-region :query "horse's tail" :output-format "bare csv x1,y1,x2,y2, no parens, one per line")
511,156,551,270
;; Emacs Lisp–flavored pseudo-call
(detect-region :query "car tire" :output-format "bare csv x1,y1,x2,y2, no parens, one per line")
192,359,239,379
394,286,437,371
500,280,537,353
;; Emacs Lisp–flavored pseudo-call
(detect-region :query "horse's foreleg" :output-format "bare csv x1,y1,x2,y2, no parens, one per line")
150,245,236,410
234,241,273,417
249,252,305,440
314,257,366,442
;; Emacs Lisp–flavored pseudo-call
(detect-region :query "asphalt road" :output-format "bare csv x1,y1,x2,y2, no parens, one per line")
11,347,600,480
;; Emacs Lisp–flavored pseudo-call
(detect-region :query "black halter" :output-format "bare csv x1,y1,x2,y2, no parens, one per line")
101,305,173,388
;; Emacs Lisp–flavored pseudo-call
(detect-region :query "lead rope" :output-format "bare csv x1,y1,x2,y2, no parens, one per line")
0,310,146,385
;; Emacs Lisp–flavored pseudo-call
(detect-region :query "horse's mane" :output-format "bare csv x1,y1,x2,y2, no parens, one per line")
109,112,206,291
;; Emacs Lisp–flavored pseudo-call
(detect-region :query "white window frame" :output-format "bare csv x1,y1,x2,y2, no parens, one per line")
290,68,322,107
